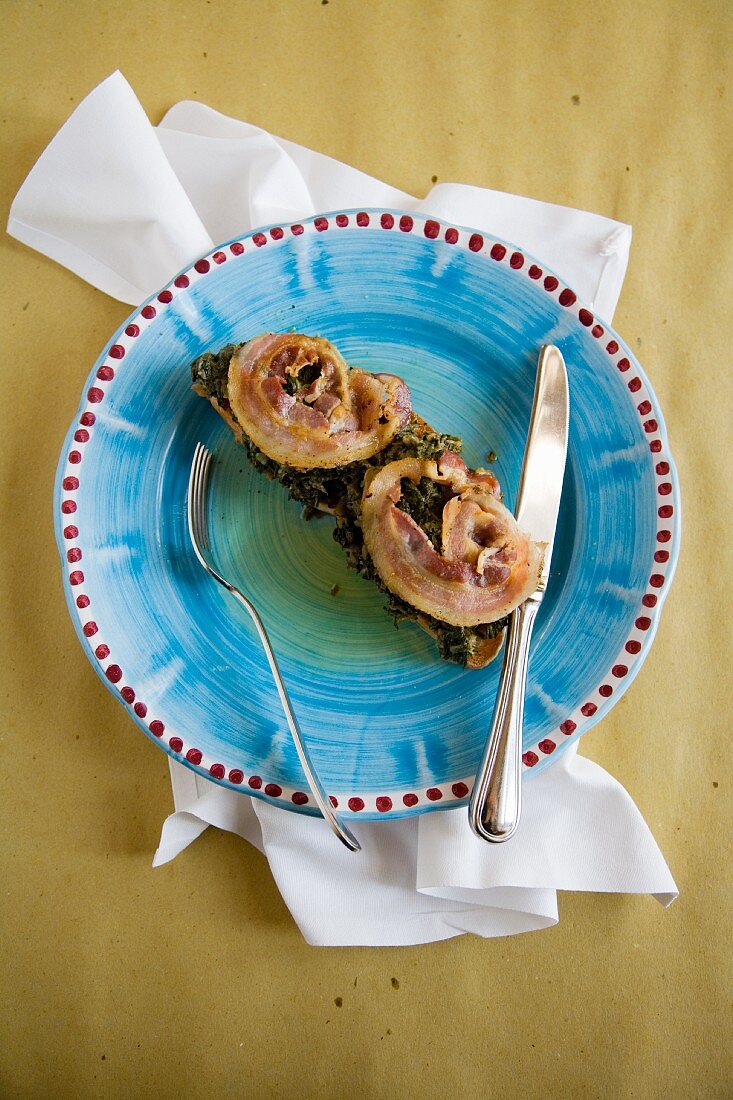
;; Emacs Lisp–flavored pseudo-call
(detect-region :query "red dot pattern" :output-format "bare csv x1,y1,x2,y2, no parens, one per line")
61,211,676,800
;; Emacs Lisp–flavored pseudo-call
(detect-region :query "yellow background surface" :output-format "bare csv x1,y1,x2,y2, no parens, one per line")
1,2,731,1097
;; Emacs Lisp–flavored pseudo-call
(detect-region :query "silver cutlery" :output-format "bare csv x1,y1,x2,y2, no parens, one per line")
468,345,570,843
187,442,361,852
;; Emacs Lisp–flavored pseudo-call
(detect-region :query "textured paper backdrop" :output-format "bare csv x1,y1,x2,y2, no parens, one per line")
1,1,731,1097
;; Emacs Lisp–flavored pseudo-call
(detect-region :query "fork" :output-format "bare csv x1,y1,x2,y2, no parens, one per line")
187,442,361,852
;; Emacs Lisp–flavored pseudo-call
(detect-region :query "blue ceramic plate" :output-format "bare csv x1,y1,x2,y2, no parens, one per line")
54,209,680,819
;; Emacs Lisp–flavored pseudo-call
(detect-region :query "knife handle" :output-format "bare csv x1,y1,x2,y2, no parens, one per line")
468,595,540,842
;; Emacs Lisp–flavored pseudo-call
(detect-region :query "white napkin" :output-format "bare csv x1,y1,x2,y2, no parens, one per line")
10,71,677,944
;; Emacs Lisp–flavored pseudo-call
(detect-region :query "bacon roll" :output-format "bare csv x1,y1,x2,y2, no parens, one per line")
227,333,411,469
361,452,544,628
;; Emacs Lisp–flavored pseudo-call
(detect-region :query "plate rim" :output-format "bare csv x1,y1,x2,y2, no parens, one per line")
54,206,682,820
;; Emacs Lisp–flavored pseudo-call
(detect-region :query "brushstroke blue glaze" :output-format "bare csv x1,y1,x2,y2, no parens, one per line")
54,211,680,819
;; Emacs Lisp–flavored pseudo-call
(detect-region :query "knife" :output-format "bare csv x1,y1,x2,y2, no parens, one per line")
468,344,569,842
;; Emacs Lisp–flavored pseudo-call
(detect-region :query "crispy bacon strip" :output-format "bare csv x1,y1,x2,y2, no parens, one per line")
362,453,544,627
227,333,411,469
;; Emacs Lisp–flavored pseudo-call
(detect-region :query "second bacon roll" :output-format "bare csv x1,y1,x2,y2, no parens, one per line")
228,333,411,469
361,451,544,628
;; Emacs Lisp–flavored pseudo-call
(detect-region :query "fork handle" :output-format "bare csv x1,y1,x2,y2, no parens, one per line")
468,596,540,842
228,589,361,852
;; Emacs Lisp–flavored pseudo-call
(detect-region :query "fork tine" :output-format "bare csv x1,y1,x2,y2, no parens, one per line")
198,447,212,551
193,444,206,546
189,442,207,554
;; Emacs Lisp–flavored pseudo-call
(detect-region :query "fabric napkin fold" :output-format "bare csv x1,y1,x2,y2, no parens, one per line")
9,71,677,945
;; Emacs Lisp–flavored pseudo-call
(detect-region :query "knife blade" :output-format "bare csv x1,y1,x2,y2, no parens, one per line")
514,344,570,594
468,344,569,843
